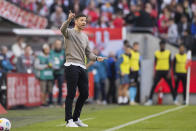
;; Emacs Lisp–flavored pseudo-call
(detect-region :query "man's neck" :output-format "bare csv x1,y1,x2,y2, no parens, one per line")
74,26,81,32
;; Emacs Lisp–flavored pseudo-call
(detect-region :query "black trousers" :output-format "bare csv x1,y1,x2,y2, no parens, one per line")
149,71,175,100
65,65,89,122
175,73,187,101
54,73,63,105
107,78,117,103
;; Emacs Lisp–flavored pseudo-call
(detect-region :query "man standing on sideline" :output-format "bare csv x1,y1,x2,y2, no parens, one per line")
145,40,176,106
129,42,140,105
173,44,188,105
50,40,65,106
60,11,106,127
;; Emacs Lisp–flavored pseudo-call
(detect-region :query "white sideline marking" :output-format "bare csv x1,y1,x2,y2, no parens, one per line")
104,106,187,131
56,117,95,127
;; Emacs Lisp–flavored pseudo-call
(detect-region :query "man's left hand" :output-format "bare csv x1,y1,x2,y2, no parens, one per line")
97,56,107,62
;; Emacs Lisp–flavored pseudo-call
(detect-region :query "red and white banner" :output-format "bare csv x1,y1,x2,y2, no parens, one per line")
84,28,124,56
11,27,124,55
7,73,41,109
0,0,48,29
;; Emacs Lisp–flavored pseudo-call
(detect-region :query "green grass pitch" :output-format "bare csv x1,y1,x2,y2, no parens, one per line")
1,105,196,131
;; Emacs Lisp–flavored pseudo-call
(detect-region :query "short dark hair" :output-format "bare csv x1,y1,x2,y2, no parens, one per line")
123,40,129,46
159,39,166,45
75,14,87,19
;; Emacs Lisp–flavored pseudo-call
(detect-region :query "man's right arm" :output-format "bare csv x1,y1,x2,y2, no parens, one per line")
60,10,75,38
60,19,72,38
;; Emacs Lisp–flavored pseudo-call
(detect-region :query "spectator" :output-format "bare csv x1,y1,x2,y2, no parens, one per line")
106,52,117,104
50,40,65,106
50,0,68,14
83,1,99,27
101,2,114,14
34,44,53,106
96,16,109,28
158,7,170,34
87,60,101,104
174,4,184,24
0,46,14,73
124,4,138,26
12,37,26,58
134,3,155,27
36,0,49,17
16,45,34,73
94,48,107,105
191,16,196,35
167,18,178,44
113,12,124,28
50,6,67,29
178,15,191,37
183,0,192,21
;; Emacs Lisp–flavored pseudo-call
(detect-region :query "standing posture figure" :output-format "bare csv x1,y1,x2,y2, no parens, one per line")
60,11,106,127
145,40,176,106
173,44,188,105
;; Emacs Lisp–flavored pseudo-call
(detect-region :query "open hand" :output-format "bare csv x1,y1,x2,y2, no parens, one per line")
97,56,107,62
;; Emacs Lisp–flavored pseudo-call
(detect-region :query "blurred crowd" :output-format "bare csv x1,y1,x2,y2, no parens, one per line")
0,36,190,107
6,0,196,46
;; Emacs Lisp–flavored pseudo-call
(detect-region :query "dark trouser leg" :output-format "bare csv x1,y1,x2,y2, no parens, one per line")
65,66,79,121
182,74,187,101
164,77,176,100
174,75,180,100
100,79,106,101
73,68,89,121
111,79,117,103
149,73,161,100
48,80,53,105
57,74,63,105
94,82,100,101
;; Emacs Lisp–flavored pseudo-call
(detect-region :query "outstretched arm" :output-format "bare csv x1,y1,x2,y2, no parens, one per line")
60,10,75,38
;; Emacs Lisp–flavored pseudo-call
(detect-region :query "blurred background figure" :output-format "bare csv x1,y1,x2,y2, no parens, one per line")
145,40,176,106
173,44,188,105
117,44,131,104
50,6,67,29
106,52,117,104
11,37,26,66
50,40,65,106
16,45,34,74
0,46,13,107
129,42,140,105
34,44,54,106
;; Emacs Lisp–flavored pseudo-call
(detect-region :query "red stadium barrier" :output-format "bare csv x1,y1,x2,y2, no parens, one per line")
6,73,41,109
155,60,196,93
6,73,94,109
0,104,7,114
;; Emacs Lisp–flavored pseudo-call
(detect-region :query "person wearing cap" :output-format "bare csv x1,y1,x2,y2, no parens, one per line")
34,44,54,106
145,40,176,106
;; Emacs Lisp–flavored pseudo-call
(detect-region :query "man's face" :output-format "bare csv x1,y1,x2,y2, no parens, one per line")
25,46,32,56
160,44,166,50
75,17,87,30
44,47,50,55
54,40,62,50
179,46,185,53
133,44,139,51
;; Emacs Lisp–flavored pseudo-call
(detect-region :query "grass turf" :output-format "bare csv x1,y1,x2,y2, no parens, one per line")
1,105,196,131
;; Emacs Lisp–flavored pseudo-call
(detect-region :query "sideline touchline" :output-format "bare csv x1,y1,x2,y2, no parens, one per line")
104,106,187,131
